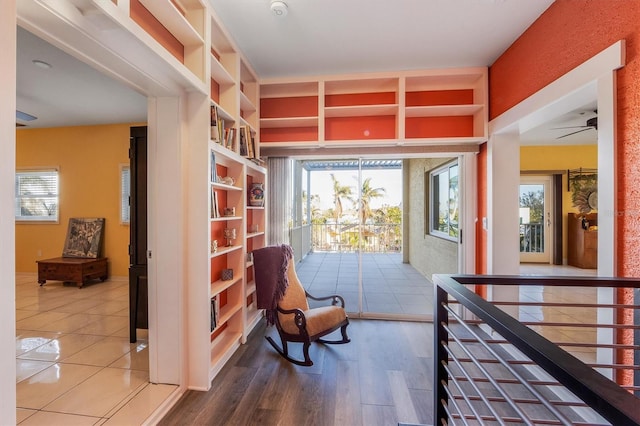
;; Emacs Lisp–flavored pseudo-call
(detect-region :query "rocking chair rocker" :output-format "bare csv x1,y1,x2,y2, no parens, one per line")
253,245,350,366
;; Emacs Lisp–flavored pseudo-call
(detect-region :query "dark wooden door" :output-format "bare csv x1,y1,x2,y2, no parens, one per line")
129,126,148,343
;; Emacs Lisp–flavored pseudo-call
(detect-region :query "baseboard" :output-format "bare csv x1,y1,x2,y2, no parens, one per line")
142,385,187,426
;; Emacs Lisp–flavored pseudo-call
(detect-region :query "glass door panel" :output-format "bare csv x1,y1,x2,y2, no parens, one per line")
519,176,551,263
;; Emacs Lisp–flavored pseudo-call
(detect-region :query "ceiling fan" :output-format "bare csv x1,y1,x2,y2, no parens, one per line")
553,112,598,139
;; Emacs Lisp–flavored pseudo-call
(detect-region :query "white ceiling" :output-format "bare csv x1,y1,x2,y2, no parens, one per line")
208,0,554,79
16,0,598,146
16,26,147,129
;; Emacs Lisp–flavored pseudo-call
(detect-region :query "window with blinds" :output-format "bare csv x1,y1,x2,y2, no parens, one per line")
121,165,130,224
15,170,59,222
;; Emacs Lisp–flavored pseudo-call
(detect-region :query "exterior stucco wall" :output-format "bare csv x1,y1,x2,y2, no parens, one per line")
408,158,458,281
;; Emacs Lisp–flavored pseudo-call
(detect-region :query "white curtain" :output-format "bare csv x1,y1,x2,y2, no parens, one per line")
267,157,292,245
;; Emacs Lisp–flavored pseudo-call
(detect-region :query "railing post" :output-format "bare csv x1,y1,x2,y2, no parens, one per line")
434,284,449,425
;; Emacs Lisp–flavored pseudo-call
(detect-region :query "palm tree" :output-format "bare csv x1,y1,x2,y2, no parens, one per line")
357,177,385,224
302,191,322,224
330,173,353,224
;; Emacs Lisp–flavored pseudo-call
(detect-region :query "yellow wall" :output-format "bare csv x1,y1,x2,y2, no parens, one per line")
520,144,598,261
16,123,137,277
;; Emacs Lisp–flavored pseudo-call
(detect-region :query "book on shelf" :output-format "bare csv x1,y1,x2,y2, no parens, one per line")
210,150,217,183
210,105,219,142
239,127,248,157
211,105,226,143
249,157,265,166
211,295,219,331
224,127,236,151
246,126,255,159
211,187,220,218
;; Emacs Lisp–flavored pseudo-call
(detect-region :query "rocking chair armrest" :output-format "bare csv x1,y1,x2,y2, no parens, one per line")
276,305,307,332
305,291,346,308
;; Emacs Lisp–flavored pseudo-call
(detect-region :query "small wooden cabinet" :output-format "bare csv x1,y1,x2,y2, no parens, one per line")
567,213,597,269
37,257,108,288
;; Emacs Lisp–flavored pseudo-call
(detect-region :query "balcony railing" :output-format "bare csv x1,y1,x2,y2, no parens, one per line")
309,223,401,253
520,223,544,253
433,275,640,425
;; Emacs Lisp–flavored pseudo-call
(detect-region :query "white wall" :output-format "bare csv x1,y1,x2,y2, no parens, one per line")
0,1,17,424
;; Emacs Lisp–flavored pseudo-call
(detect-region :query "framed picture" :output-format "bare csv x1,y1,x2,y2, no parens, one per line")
62,217,105,258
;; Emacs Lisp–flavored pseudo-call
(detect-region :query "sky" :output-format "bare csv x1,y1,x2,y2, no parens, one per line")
306,168,403,211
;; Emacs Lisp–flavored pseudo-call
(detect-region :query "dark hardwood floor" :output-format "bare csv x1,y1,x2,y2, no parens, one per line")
159,318,434,425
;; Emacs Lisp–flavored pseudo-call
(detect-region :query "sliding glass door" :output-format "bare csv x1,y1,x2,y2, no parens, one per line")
292,158,438,319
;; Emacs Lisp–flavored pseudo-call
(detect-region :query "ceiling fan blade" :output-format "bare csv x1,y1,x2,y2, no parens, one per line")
16,110,37,121
557,128,593,139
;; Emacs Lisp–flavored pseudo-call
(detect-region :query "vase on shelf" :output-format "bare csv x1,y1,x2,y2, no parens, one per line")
249,182,264,207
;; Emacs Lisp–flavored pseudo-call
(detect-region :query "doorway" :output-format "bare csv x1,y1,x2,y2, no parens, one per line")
519,176,551,263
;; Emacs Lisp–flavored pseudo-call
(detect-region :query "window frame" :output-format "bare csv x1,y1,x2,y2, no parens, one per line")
15,168,60,223
428,160,459,242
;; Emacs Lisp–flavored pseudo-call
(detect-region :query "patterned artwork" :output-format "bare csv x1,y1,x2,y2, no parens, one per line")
62,218,105,258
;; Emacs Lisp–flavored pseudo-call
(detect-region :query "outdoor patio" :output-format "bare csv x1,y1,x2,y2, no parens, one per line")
295,251,434,318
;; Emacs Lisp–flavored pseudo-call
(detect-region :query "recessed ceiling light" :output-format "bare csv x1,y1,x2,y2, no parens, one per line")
32,59,52,69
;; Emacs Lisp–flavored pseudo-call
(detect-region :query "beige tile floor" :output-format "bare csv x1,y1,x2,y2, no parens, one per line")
15,273,176,425
518,264,599,364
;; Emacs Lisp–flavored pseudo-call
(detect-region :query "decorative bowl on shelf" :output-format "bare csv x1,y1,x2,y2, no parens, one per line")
219,176,234,185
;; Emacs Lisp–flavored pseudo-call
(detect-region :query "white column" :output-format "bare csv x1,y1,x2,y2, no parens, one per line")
596,71,616,277
0,1,17,424
147,97,185,385
596,71,617,379
460,152,477,274
486,133,520,309
487,133,520,275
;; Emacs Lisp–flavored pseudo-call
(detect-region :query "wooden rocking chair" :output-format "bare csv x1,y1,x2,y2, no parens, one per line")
253,245,350,366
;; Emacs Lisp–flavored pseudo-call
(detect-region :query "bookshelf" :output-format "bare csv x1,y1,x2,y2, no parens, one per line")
258,68,488,148
182,6,265,390
206,142,266,382
208,144,244,382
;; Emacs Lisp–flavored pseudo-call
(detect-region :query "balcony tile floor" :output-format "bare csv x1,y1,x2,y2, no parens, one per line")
296,252,435,318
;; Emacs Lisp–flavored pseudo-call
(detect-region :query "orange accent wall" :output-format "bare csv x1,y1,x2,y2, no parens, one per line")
16,124,136,277
405,116,473,139
325,116,396,140
475,143,487,298
325,92,395,107
476,144,487,275
260,96,318,118
489,0,640,385
130,0,184,63
260,127,318,143
211,78,220,105
406,89,474,107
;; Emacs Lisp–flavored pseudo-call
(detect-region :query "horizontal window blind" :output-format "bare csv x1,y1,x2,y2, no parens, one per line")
15,170,59,221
